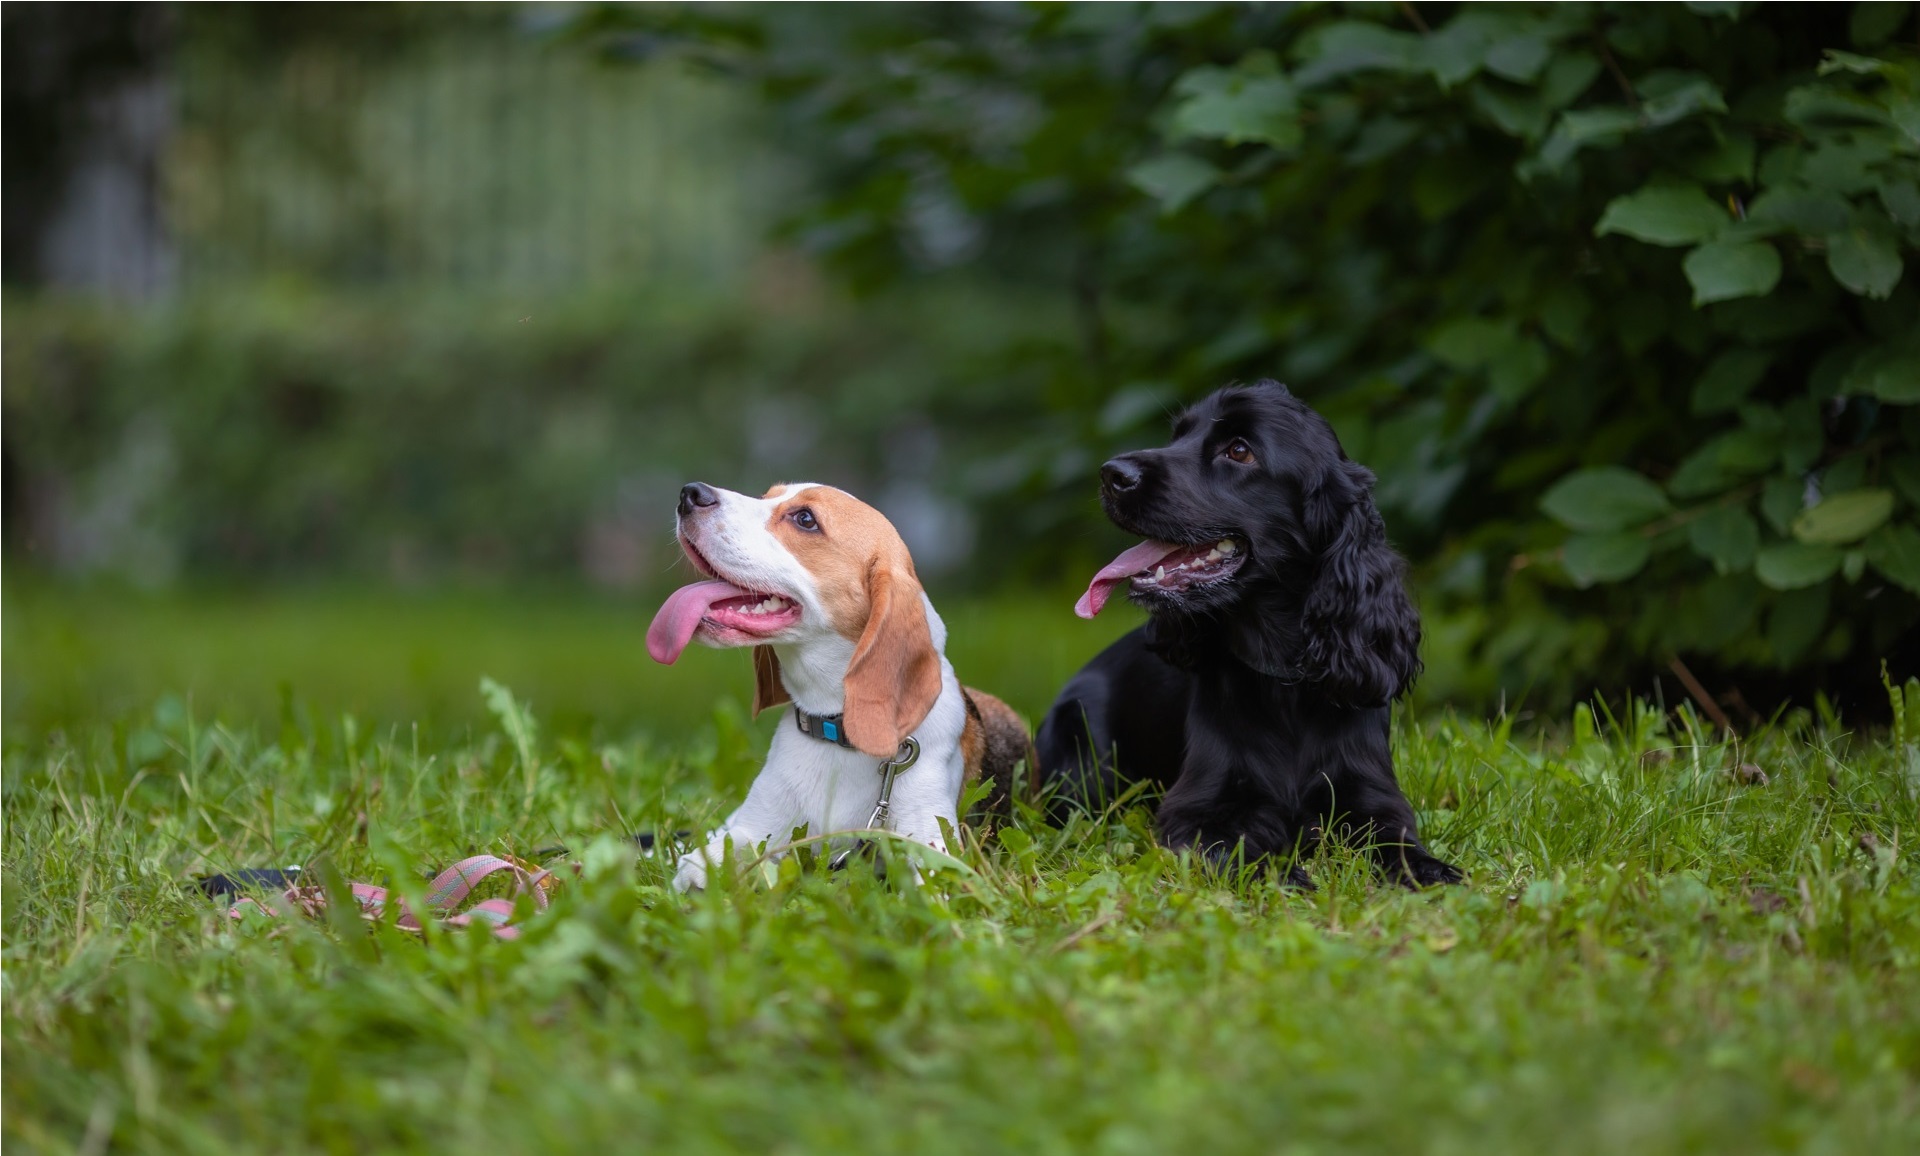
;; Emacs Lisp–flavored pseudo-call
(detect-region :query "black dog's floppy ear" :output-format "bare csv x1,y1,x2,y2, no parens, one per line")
1255,460,1421,706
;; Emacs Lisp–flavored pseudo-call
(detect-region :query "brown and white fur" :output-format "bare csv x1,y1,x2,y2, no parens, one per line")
647,481,1028,891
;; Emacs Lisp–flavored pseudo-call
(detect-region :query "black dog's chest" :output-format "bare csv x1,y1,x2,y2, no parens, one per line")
1186,677,1319,798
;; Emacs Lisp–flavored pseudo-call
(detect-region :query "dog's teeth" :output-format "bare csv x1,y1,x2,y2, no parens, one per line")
1219,539,1239,556
1154,566,1167,581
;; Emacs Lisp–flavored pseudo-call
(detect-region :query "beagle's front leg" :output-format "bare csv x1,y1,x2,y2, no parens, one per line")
672,776,801,892
878,751,968,861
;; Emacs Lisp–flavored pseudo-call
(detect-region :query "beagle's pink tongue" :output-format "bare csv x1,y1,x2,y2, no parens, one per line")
1075,539,1182,619
647,579,751,664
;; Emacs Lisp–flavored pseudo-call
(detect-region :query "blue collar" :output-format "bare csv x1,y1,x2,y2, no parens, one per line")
793,704,854,748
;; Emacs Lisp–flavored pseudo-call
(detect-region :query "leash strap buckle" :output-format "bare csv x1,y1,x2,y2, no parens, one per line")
828,736,919,872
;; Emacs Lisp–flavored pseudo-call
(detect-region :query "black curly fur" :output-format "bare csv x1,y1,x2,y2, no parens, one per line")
1035,381,1460,888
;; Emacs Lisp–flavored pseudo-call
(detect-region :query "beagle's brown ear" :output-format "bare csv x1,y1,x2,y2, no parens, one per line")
841,561,942,758
752,645,790,717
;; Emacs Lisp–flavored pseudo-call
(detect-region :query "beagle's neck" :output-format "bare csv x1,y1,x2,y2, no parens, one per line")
772,635,858,715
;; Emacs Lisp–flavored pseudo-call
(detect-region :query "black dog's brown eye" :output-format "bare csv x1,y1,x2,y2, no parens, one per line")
1223,438,1256,465
789,508,820,532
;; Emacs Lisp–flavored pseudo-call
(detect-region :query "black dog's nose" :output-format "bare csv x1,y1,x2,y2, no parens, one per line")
1100,457,1142,494
678,482,720,517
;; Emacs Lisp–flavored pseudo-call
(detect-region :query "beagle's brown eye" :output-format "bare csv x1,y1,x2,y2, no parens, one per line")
1223,438,1256,465
789,508,820,532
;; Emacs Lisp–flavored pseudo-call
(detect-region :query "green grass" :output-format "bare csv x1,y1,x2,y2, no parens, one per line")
1,580,1136,740
4,587,1920,1154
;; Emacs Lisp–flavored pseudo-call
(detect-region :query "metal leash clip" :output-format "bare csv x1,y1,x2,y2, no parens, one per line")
828,736,919,872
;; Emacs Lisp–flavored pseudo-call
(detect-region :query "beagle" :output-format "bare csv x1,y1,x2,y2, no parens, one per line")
647,480,1029,891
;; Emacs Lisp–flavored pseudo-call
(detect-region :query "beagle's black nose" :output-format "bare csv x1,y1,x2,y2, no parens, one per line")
1100,457,1143,494
678,481,720,517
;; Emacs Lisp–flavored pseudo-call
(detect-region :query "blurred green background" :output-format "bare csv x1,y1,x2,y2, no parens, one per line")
4,4,1103,738
7,2,1920,736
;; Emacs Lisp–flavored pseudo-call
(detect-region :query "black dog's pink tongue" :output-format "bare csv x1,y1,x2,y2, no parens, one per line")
1075,540,1182,619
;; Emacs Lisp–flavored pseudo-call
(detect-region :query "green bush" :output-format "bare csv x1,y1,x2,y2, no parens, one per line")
601,1,1920,701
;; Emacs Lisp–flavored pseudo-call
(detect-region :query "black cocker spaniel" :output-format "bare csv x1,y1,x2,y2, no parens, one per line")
1036,380,1461,888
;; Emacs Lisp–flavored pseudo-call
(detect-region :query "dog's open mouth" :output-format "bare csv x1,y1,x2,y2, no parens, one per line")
1075,536,1246,618
646,537,802,664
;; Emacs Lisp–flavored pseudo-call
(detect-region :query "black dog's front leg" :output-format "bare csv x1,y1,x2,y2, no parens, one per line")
1336,784,1462,889
1158,765,1316,888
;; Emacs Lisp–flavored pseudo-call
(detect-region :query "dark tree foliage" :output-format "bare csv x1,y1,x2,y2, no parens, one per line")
585,1,1920,706
1,4,170,285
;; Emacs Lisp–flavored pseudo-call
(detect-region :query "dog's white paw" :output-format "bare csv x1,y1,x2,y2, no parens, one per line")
672,855,710,893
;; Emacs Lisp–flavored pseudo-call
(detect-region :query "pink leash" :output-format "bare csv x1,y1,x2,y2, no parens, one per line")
226,854,558,940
